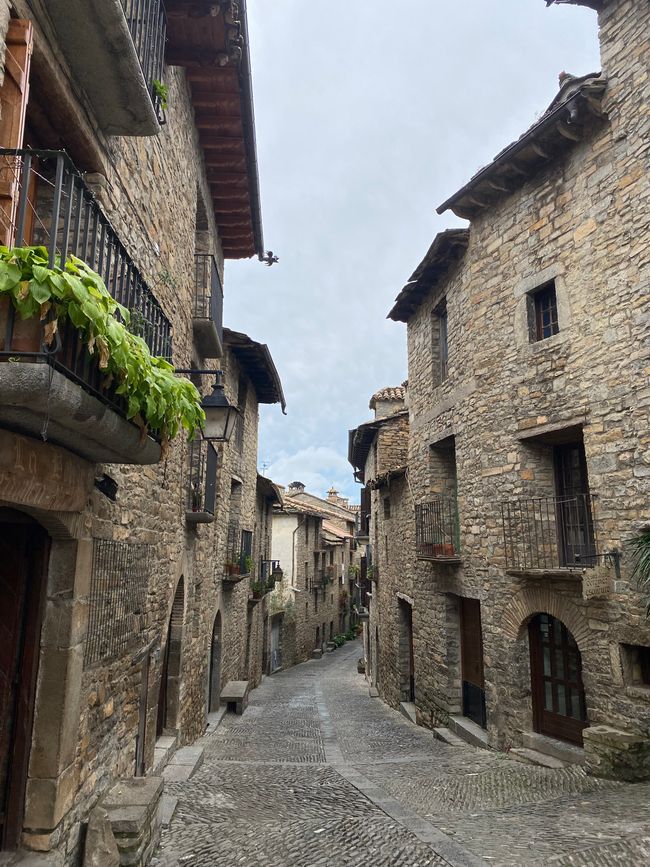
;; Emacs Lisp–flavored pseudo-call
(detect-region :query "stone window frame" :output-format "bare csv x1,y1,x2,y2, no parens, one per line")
431,298,449,388
514,264,572,353
620,643,650,695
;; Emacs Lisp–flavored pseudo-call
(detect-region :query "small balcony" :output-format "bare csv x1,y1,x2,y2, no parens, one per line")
223,527,253,585
249,562,280,605
185,438,218,524
193,254,224,359
0,150,171,464
48,0,166,135
501,494,598,576
415,500,461,562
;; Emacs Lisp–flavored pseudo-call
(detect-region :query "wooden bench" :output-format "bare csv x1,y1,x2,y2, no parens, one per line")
220,680,249,715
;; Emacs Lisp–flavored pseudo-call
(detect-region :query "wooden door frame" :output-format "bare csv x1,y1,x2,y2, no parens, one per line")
529,613,588,746
0,514,49,851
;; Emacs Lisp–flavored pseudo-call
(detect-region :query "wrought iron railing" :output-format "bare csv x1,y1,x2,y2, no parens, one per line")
225,525,254,576
415,499,460,559
194,253,223,345
501,494,598,571
186,437,218,515
260,560,281,583
120,0,167,120
0,150,172,428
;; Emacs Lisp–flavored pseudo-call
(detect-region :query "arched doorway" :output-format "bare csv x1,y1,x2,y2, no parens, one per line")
0,510,50,850
208,612,222,713
157,577,185,736
529,613,587,745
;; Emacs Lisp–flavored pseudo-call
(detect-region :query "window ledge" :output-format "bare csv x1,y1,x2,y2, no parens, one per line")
527,331,569,354
417,554,462,565
625,685,650,703
506,568,583,580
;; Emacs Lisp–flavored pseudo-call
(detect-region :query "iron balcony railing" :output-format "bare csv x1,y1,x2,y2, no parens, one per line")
186,438,218,516
260,560,281,583
194,253,223,344
501,494,598,571
415,499,461,559
0,150,172,427
225,525,254,576
120,0,167,121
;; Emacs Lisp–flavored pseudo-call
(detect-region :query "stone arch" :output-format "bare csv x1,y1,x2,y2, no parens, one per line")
157,576,185,735
500,584,594,650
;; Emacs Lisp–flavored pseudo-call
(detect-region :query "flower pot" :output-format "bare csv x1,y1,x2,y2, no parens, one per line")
433,543,456,557
0,296,42,353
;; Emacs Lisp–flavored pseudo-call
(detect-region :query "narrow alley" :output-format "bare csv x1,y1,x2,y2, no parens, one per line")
152,641,650,867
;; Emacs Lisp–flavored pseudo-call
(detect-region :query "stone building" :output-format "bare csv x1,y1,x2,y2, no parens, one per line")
357,0,650,779
348,386,411,701
0,1,286,862
270,484,354,667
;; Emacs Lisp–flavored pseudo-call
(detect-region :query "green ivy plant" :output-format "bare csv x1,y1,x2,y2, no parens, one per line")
153,79,169,111
0,246,204,449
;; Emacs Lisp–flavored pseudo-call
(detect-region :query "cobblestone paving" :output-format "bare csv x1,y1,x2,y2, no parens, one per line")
153,642,650,866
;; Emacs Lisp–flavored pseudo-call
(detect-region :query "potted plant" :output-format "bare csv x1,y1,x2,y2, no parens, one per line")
433,543,456,557
225,561,240,577
243,554,254,576
0,295,43,352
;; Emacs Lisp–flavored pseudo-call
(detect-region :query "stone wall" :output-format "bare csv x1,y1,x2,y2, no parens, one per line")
384,0,650,769
0,6,274,862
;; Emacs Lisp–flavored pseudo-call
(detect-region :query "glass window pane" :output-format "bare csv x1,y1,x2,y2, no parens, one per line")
555,648,565,680
557,685,567,716
545,681,553,711
543,646,551,677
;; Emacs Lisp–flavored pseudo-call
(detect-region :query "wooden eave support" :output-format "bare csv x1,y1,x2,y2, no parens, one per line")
486,178,511,193
167,48,232,67
556,120,582,141
530,142,551,159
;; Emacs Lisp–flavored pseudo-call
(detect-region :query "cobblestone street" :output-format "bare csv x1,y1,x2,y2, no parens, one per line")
153,641,650,867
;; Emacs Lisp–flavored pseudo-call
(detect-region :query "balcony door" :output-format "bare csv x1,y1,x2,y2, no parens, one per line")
529,614,587,745
460,597,486,728
554,443,595,567
0,512,49,850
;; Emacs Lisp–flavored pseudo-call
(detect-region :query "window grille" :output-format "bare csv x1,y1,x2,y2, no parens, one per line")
85,539,152,667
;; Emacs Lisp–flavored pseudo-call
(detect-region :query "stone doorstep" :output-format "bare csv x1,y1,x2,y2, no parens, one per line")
433,727,467,748
399,702,417,725
220,680,250,715
368,686,380,698
522,731,585,765
161,746,205,782
509,747,568,769
448,715,490,750
312,649,323,659
152,734,178,776
159,794,178,829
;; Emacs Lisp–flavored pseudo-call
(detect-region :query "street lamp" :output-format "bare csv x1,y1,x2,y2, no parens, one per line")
176,369,239,443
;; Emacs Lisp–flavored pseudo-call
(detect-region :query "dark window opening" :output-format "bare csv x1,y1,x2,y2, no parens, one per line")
532,281,559,342
622,644,650,687
439,305,449,381
383,498,391,519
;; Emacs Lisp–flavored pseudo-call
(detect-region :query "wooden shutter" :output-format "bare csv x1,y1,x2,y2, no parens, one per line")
0,20,33,245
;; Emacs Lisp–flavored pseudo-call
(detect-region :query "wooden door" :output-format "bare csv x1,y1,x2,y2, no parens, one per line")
529,613,587,745
208,613,222,713
156,616,172,737
0,514,49,850
459,597,486,728
405,604,415,702
554,443,595,567
0,20,33,244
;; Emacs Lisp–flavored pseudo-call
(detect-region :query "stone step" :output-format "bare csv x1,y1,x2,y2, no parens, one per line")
433,727,466,747
368,686,379,698
510,747,568,769
162,745,205,782
522,731,585,765
160,793,179,828
399,701,417,725
152,733,178,776
448,715,490,749
312,648,323,659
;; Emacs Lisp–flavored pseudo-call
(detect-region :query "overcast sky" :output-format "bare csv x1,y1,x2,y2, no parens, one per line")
224,0,600,503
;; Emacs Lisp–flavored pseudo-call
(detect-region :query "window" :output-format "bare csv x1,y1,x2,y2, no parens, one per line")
439,306,449,381
622,645,650,687
383,497,391,519
532,281,559,342
431,301,448,385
